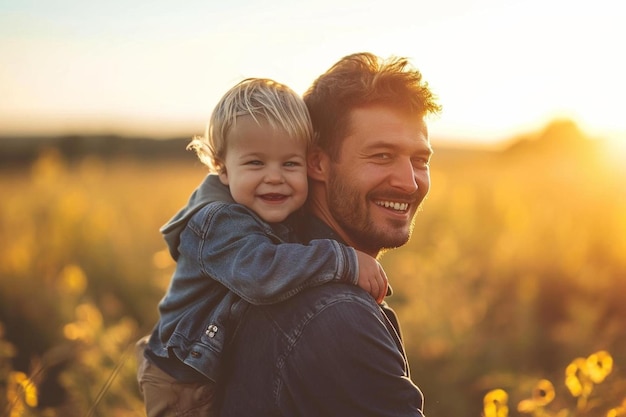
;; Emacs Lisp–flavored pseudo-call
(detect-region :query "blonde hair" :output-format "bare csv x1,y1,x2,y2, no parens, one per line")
188,78,313,173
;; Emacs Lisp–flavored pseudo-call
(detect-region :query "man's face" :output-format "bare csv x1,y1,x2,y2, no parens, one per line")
325,105,432,255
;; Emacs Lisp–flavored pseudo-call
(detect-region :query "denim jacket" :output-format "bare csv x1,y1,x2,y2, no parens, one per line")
145,175,359,382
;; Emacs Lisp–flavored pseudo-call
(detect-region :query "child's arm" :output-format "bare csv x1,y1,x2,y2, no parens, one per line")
354,250,389,304
189,203,385,305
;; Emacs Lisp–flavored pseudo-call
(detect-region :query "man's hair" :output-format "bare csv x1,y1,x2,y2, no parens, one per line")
189,78,313,173
303,52,442,161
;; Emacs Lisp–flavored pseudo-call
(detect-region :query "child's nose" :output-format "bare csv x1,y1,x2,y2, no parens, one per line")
264,166,285,183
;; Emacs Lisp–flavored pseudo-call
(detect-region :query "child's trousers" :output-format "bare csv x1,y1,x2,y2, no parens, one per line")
135,336,217,417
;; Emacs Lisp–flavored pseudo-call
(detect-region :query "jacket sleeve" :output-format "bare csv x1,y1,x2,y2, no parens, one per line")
278,293,425,417
188,203,359,305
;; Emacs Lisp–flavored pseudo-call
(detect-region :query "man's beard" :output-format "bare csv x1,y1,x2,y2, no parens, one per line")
327,170,415,254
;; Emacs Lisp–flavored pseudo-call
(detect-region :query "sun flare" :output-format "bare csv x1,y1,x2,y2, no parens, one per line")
600,134,626,170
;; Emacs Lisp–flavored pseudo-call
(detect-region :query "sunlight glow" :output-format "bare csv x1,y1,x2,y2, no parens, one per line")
599,133,626,171
1,0,624,145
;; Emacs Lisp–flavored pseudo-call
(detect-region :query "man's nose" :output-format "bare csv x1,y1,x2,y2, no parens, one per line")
390,158,418,193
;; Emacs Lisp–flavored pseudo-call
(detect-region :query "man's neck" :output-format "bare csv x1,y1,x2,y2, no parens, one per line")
306,199,379,258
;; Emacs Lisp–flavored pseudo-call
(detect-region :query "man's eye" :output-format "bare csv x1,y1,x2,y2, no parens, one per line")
373,153,392,160
413,158,430,168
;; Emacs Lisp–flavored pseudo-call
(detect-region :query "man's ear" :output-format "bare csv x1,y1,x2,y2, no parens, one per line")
307,146,330,181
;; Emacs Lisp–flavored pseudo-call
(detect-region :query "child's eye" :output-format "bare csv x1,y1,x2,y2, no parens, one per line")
284,161,302,167
245,160,263,166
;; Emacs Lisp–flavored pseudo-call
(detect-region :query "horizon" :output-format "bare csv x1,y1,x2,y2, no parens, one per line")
0,116,617,154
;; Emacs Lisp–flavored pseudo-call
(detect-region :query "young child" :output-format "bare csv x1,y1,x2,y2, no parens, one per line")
137,78,389,417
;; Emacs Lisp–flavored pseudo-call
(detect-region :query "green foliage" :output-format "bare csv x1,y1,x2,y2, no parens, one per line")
0,124,624,416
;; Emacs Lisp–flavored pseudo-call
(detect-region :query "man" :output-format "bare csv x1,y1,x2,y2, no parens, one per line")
217,52,442,416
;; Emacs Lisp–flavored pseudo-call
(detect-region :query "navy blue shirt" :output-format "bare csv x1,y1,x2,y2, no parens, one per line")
217,217,425,417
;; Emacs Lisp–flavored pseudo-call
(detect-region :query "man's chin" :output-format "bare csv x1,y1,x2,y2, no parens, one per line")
370,230,411,252
382,237,410,251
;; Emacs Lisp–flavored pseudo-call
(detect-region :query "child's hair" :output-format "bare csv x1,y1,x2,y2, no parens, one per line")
188,78,313,173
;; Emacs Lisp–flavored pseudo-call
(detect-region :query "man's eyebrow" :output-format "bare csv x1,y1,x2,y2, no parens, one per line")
363,141,434,155
362,141,399,150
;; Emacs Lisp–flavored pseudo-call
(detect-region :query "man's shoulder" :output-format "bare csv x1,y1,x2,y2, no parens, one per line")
272,282,375,309
252,283,383,334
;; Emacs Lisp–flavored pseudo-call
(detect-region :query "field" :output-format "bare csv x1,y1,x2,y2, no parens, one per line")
1,120,625,417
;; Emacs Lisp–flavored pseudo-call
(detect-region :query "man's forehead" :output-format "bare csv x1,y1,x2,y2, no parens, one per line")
346,104,427,128
344,107,429,142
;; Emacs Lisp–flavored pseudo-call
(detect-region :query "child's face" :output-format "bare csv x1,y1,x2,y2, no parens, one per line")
218,115,308,223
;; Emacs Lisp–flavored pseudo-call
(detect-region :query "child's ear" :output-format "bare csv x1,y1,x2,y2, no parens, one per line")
217,166,229,185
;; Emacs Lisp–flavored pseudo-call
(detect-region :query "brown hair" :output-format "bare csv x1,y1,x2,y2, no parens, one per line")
303,52,441,161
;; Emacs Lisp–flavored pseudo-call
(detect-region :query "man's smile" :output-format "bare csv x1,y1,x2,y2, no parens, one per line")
374,200,409,212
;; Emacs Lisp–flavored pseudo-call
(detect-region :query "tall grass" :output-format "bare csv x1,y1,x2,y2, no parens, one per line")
1,127,624,416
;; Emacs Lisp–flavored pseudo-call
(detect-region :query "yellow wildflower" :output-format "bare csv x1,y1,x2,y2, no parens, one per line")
532,379,556,406
484,389,509,417
586,350,613,384
517,379,555,413
7,371,38,413
58,264,88,296
607,399,626,417
517,399,537,414
565,357,593,398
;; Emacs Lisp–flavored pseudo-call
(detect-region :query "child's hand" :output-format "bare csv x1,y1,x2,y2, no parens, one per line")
355,250,389,304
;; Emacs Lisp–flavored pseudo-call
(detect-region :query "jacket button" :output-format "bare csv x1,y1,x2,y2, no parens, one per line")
205,324,218,338
190,351,201,358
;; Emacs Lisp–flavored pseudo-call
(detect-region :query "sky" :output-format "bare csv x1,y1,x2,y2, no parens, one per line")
1,0,625,147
